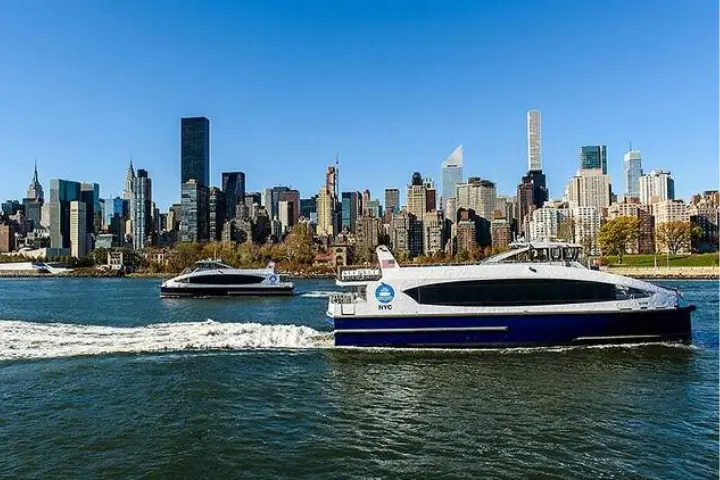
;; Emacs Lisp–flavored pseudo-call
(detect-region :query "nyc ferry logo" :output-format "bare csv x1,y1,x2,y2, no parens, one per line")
375,283,395,310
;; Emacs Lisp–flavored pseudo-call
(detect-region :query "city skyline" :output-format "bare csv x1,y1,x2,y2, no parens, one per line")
0,1,717,208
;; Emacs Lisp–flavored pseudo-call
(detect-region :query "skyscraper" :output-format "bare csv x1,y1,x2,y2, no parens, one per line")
407,172,427,256
209,187,227,241
70,200,87,258
527,110,542,171
123,159,135,201
81,182,101,236
580,145,608,174
48,179,82,250
316,187,334,236
132,169,152,250
280,189,300,227
384,188,400,214
565,169,611,210
639,170,675,204
441,145,464,212
24,162,44,229
180,117,210,187
180,179,209,242
341,191,360,232
624,149,643,199
221,172,246,220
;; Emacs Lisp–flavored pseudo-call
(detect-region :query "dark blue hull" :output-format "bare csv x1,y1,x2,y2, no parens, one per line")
331,306,695,348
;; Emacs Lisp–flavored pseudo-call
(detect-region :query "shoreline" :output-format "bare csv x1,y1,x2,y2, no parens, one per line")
0,271,716,280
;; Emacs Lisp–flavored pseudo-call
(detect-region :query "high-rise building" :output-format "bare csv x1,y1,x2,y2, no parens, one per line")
456,220,477,254
300,196,317,220
639,170,675,205
341,191,360,232
180,117,210,187
221,172,246,220
70,200,87,258
356,214,381,253
48,179,82,250
407,172,427,218
424,178,437,212
389,211,410,255
361,190,371,216
517,170,548,237
491,218,511,252
565,169,611,210
456,178,497,221
23,162,44,229
0,221,15,253
326,164,339,200
384,188,400,214
209,187,227,241
624,149,643,199
423,211,443,256
572,206,601,254
277,200,293,235
528,206,570,241
527,110,542,171
690,193,719,253
81,182,101,236
263,186,291,220
124,159,135,201
316,187,335,237
180,179,209,242
607,201,655,254
441,145,464,211
279,190,300,227
132,169,152,250
580,145,608,174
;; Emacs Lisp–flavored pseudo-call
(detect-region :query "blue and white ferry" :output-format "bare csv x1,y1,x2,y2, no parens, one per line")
326,243,694,348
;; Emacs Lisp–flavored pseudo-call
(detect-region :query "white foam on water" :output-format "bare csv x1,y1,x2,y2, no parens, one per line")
0,320,328,361
299,291,339,298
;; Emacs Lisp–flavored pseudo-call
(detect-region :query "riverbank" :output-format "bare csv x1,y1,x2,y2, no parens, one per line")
605,266,719,280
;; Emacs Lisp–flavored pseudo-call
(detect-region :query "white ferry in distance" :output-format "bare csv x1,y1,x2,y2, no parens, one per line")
326,242,695,348
160,259,294,298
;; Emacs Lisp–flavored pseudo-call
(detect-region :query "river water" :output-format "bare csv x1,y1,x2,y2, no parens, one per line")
0,278,717,478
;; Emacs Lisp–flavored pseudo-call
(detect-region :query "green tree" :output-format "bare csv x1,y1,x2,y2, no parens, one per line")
656,221,692,255
598,216,640,263
557,217,575,242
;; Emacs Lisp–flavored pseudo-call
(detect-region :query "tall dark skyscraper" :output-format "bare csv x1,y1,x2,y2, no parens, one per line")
580,145,608,174
181,117,210,187
222,172,246,220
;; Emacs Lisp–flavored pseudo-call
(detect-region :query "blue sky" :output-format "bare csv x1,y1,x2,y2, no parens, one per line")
0,0,717,209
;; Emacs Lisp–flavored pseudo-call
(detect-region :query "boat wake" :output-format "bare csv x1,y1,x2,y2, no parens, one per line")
0,320,332,361
299,290,339,298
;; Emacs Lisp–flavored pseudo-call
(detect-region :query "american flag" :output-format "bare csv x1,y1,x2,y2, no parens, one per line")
381,259,396,268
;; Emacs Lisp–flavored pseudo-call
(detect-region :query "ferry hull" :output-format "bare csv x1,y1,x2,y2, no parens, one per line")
160,286,294,298
330,306,694,348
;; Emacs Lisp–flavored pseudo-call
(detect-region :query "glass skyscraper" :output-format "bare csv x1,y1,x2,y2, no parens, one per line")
441,145,463,211
384,188,400,214
132,170,152,250
580,145,608,174
181,117,210,187
624,149,643,199
222,172,246,220
341,191,359,232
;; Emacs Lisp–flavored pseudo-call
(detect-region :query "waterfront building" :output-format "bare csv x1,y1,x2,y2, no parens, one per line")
356,214,381,253
652,199,690,253
572,206,601,254
221,172,246,220
423,210,443,256
689,191,719,252
180,116,210,187
70,200,87,257
580,145,608,174
565,169,611,210
639,170,675,205
624,149,643,199
0,222,14,253
180,179,209,243
81,182,101,236
341,191,360,232
527,110,542,171
209,187,227,241
384,188,400,215
132,169,152,250
608,201,655,254
48,179,82,250
441,145,464,212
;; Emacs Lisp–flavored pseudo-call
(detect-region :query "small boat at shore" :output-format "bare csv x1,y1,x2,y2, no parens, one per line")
160,259,294,298
326,242,695,348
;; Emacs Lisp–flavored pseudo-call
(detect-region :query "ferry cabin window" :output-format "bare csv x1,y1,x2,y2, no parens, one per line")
187,274,265,285
404,279,617,307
